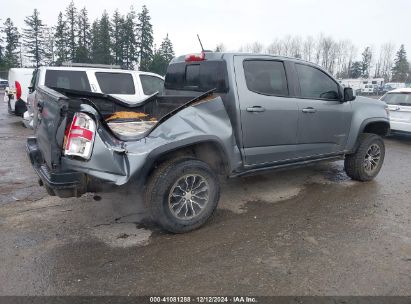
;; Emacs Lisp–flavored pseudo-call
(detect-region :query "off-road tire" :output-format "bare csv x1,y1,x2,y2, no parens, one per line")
344,133,385,181
145,158,220,233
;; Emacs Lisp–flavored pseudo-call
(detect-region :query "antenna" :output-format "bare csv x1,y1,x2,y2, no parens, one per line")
197,34,205,52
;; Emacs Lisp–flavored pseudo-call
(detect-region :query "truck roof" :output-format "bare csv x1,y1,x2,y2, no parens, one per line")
172,51,325,69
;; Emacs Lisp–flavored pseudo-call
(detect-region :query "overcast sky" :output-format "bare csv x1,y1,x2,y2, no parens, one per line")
1,0,410,58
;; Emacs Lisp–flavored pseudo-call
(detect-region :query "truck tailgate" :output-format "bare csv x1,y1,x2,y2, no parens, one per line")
34,86,70,170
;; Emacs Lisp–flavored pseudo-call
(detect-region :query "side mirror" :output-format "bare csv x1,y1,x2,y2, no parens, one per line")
343,87,356,102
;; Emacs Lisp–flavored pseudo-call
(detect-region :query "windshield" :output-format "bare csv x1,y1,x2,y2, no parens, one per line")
382,93,411,106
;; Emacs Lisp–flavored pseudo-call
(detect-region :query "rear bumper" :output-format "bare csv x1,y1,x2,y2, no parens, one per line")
26,137,87,198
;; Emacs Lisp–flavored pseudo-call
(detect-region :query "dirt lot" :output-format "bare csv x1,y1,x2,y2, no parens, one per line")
0,92,410,296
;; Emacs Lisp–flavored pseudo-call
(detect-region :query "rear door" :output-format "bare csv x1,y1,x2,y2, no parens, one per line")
293,63,352,158
234,56,299,165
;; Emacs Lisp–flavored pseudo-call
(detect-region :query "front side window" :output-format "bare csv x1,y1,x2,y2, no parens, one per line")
95,72,135,94
296,64,340,100
45,70,91,91
140,75,164,95
243,60,288,96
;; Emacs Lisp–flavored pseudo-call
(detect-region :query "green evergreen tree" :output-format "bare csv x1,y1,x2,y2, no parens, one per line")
0,25,4,68
361,47,372,78
76,7,91,62
2,18,20,68
90,12,113,64
43,27,55,65
137,5,154,71
349,61,362,79
90,19,100,63
149,34,175,75
23,9,46,67
159,34,174,63
391,45,409,82
149,48,167,75
111,10,125,66
54,12,68,65
65,0,78,61
122,8,137,69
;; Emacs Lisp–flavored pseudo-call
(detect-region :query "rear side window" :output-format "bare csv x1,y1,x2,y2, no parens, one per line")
139,75,164,95
45,70,91,91
243,60,288,96
382,93,411,106
296,64,340,100
95,72,135,94
165,60,228,93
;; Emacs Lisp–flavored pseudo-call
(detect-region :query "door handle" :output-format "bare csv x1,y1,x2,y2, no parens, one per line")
302,107,317,113
246,106,266,113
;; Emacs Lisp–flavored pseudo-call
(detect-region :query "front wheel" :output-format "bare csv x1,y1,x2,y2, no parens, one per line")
344,133,385,181
145,158,220,233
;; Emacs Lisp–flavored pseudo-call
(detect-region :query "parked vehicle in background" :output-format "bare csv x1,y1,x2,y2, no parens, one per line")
361,84,375,95
382,82,406,94
381,88,411,134
3,68,34,116
0,78,8,90
339,78,384,95
25,65,164,128
27,52,390,233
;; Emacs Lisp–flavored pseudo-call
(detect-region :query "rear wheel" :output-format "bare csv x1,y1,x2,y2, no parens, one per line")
145,158,220,233
344,133,385,181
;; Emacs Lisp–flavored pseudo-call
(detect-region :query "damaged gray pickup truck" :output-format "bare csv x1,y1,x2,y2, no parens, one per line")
27,52,390,233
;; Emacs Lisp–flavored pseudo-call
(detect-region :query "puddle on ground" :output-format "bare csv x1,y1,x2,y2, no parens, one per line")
219,161,357,214
91,223,152,248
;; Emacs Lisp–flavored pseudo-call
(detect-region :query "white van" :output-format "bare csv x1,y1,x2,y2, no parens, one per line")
4,68,35,116
25,65,164,128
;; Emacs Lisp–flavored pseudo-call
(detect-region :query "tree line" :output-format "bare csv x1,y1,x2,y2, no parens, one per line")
218,35,410,82
0,1,175,75
1,5,410,82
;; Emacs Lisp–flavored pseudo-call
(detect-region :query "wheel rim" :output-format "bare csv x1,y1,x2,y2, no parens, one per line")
168,174,210,220
363,143,381,173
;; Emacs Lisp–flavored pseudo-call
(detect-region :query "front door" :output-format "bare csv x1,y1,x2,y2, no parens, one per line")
234,56,299,166
293,63,352,158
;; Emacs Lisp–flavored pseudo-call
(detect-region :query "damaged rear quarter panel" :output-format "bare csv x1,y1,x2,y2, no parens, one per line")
62,97,241,186
125,97,242,182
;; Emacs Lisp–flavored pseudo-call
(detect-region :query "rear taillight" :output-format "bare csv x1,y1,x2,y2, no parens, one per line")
185,52,205,62
64,112,96,160
15,81,22,100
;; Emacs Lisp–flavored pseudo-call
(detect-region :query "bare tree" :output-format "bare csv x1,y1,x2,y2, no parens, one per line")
215,43,226,52
290,36,302,58
240,41,264,53
267,38,283,55
282,35,292,57
302,36,315,62
379,42,395,81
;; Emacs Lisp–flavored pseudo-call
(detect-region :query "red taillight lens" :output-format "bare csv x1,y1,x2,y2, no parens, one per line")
185,52,205,62
64,112,96,160
15,81,22,100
